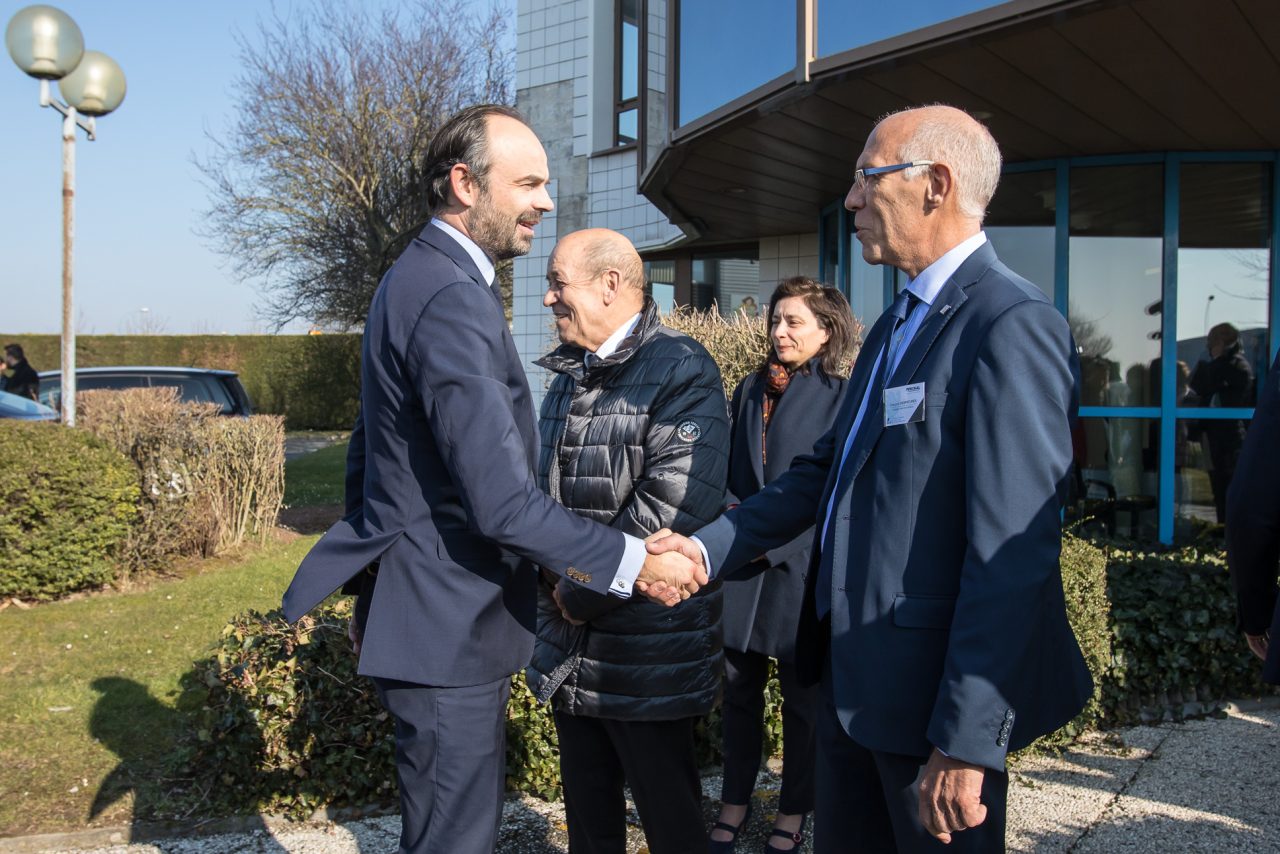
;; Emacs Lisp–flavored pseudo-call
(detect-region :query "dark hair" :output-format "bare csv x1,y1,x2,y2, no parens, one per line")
761,277,855,375
424,104,529,217
4,344,24,361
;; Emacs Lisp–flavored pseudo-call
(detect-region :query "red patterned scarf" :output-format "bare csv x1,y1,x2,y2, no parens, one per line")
761,357,806,463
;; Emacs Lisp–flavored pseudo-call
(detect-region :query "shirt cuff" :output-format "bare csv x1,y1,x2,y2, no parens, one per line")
608,534,647,597
691,536,716,580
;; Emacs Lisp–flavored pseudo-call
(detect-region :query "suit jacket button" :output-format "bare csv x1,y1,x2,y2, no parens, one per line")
1004,710,1015,721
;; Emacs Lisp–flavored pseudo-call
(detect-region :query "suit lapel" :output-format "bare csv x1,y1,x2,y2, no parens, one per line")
417,225,498,307
816,314,896,515
836,243,994,494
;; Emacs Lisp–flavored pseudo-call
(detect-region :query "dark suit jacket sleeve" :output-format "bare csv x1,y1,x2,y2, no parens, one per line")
926,300,1079,769
724,380,744,507
698,418,838,579
1227,351,1280,634
343,406,366,522
408,281,625,593
338,407,368,596
558,350,731,622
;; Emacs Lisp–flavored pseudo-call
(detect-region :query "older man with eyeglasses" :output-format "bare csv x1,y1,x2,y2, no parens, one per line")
645,105,1092,853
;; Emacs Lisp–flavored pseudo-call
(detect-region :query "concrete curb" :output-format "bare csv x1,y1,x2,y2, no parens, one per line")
0,805,394,854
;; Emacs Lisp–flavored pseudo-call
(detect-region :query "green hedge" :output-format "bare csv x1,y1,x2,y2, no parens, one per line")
175,533,1110,814
0,422,138,599
1097,538,1276,724
3,334,361,430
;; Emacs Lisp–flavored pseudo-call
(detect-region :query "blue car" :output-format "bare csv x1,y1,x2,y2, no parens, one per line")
0,389,59,421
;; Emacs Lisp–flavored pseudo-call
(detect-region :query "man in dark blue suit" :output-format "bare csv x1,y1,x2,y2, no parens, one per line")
281,105,704,854
646,106,1091,852
1227,348,1280,685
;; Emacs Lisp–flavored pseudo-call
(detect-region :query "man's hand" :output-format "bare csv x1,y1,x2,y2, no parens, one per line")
1246,631,1270,661
918,749,987,844
636,548,706,606
347,617,363,657
552,581,585,626
636,529,707,604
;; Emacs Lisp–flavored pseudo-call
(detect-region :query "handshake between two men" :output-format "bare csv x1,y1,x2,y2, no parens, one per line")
634,528,702,605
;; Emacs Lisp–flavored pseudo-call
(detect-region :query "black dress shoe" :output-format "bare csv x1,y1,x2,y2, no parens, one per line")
763,825,804,854
708,803,753,854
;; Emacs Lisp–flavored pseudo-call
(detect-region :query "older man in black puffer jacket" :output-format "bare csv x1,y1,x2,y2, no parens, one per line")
527,228,730,854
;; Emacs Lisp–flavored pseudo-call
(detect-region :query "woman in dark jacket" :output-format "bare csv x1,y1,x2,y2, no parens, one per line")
709,278,855,854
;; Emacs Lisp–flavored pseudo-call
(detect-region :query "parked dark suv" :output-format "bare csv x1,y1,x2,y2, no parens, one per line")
37,367,254,416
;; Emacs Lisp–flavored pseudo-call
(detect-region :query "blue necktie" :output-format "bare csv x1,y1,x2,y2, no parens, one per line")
815,289,917,620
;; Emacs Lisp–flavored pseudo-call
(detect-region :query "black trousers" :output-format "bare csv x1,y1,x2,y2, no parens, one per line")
372,675,510,854
813,684,1008,854
554,711,705,854
719,647,818,815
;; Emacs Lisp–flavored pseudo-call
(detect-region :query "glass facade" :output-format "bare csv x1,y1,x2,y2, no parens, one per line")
985,169,1056,304
677,0,794,126
825,152,1279,543
816,0,1004,58
690,255,760,315
616,0,640,145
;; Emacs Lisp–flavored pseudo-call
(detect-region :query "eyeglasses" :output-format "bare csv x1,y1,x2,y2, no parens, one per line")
850,160,935,193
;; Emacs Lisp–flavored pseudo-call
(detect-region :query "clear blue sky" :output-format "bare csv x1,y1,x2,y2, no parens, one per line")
1,0,514,336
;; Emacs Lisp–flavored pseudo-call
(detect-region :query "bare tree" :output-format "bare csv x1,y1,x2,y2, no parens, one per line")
197,0,513,329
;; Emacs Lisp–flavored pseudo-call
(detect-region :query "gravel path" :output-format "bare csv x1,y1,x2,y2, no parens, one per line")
7,707,1277,853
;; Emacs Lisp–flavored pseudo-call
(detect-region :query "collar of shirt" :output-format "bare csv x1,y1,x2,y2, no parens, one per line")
901,231,988,306
587,312,642,368
430,218,496,286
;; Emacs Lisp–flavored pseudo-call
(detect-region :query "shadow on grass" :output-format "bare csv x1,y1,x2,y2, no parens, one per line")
89,676,288,850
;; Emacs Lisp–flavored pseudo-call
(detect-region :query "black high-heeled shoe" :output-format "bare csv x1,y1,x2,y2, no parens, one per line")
763,825,804,854
708,803,753,853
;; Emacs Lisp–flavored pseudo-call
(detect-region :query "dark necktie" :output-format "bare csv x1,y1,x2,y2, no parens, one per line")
815,288,917,620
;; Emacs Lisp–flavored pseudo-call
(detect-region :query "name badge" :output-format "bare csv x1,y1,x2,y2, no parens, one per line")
884,382,926,427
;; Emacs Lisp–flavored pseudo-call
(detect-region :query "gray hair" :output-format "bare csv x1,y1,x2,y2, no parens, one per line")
891,107,1002,222
581,236,644,293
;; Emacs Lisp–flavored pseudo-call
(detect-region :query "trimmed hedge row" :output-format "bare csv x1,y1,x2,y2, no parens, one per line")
0,422,138,599
5,334,361,430
1098,538,1275,724
174,533,1111,818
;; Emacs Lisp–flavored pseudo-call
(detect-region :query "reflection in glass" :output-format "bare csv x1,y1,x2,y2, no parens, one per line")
1072,415,1158,539
986,170,1055,302
617,108,638,145
645,259,676,314
678,0,794,125
821,207,839,289
1177,162,1271,396
620,0,639,101
692,256,760,315
1069,164,1164,407
817,0,1001,58
848,232,886,324
1175,417,1252,530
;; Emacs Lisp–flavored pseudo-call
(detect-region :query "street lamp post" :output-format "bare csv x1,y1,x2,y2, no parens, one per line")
6,5,125,426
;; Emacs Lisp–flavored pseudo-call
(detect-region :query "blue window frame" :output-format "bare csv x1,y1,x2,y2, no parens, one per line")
826,151,1280,544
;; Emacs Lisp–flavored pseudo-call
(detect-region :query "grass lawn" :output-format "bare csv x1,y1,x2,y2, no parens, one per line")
0,535,318,837
283,440,349,506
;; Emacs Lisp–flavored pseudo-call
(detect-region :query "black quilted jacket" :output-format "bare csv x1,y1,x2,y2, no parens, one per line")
525,298,730,720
